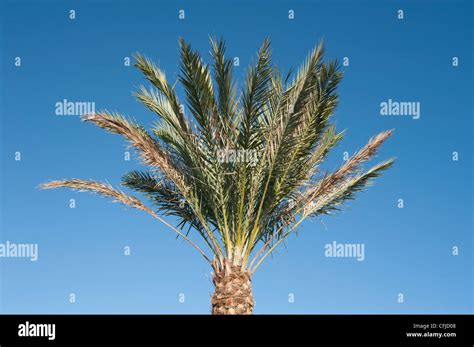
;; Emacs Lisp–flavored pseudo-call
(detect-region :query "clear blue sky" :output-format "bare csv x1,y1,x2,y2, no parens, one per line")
0,0,472,314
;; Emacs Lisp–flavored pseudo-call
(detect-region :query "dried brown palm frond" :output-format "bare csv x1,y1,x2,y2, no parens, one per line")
82,113,188,193
299,129,394,214
40,179,210,262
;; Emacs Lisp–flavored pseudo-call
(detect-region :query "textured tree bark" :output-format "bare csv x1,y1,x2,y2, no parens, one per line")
211,259,255,315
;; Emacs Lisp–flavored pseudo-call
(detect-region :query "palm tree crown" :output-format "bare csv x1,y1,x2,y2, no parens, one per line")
41,37,394,314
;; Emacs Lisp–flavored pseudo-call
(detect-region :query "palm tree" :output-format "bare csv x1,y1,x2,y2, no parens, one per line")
41,37,394,315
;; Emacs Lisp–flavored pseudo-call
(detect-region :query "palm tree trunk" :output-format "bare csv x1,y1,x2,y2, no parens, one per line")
211,259,255,314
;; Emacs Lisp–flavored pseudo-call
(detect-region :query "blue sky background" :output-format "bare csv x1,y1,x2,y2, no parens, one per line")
0,0,472,314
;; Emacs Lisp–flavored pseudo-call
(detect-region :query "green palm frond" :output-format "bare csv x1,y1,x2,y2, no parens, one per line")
210,36,238,129
239,38,273,150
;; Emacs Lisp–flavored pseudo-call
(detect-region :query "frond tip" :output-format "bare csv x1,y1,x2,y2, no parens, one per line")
40,179,147,210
